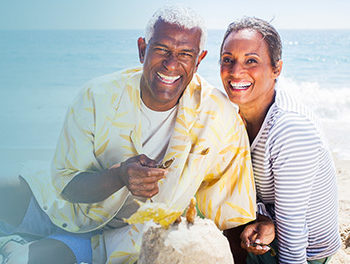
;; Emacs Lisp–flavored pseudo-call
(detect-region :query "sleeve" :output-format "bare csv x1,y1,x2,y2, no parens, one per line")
196,108,256,230
50,85,129,231
51,86,102,194
256,201,273,219
270,114,320,264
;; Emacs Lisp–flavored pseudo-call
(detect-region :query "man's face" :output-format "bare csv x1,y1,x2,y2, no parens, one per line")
138,20,207,111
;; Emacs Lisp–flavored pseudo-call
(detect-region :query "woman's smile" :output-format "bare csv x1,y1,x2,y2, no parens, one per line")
220,28,279,108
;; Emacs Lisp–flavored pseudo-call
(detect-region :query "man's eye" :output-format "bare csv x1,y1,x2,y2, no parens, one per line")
155,48,168,54
179,52,193,58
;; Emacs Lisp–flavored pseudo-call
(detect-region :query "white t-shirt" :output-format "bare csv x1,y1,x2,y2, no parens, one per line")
140,99,178,163
104,100,178,230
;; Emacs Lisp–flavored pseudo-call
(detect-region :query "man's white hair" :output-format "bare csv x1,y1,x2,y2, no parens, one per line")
145,5,207,51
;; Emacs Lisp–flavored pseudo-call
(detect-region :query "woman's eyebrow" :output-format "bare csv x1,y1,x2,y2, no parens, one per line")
245,52,259,56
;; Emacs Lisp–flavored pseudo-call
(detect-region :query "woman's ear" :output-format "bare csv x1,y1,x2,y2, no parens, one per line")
272,60,283,79
137,37,146,63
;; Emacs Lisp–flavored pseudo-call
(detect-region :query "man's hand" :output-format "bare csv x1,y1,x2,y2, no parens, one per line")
240,214,275,255
118,154,168,198
62,154,168,203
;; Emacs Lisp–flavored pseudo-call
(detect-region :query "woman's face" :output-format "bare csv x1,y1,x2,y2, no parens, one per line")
220,29,282,108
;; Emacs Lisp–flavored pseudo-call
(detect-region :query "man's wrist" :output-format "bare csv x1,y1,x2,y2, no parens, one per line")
106,164,126,189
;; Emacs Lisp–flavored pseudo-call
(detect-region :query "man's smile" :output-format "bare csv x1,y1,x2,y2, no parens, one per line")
156,72,181,84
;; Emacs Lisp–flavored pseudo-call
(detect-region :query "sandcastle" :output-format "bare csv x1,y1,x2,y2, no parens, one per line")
126,198,234,264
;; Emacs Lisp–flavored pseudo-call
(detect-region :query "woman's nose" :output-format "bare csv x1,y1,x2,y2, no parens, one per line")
230,62,244,77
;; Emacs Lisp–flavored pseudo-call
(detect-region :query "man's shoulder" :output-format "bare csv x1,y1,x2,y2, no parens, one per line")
193,74,237,113
83,67,142,96
190,74,241,129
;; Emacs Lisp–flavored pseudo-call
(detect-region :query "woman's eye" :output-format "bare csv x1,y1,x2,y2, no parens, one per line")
247,58,257,64
222,57,232,64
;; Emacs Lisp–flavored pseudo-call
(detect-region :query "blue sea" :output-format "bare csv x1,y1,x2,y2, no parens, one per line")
1,29,350,174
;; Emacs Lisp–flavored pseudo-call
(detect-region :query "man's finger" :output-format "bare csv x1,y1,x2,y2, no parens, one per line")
129,182,158,192
129,175,165,185
131,185,159,198
136,167,168,178
125,165,167,181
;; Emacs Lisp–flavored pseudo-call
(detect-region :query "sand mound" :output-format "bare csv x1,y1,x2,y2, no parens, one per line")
138,217,234,264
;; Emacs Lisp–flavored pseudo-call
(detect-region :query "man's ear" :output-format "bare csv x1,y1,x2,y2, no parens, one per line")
137,37,146,63
272,60,283,79
194,50,208,72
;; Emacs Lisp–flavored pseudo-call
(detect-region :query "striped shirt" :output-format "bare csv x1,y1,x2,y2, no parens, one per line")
253,88,341,263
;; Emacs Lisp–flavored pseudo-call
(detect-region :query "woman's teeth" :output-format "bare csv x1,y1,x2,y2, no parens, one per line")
157,72,181,84
229,82,252,90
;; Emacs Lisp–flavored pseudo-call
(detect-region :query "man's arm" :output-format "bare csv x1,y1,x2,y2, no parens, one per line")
195,92,256,230
51,84,167,205
61,166,123,203
61,155,167,203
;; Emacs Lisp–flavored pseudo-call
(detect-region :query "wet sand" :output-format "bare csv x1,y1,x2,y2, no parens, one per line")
323,121,350,263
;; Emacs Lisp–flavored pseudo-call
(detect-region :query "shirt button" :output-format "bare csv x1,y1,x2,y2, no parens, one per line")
43,206,48,210
62,223,67,228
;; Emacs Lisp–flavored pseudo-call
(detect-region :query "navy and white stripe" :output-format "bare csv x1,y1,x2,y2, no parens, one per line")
253,88,341,263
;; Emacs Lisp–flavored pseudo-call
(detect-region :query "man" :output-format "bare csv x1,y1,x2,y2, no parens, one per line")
0,5,256,264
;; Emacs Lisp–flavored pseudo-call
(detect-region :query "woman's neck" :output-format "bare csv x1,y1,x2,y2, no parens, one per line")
239,90,276,144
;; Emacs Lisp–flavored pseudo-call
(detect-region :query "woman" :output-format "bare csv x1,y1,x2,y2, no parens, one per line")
220,17,341,263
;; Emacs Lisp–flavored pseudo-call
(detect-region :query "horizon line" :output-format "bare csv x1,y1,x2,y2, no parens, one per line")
1,27,350,31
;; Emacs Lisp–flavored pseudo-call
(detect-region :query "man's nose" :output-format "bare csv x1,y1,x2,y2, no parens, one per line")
163,54,179,71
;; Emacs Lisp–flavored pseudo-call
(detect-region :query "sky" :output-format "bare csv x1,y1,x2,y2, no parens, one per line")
1,0,350,30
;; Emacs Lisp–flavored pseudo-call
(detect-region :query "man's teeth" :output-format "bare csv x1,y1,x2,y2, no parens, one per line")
230,82,252,90
157,72,180,84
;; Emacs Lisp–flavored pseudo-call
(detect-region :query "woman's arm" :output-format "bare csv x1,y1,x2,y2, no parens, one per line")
270,114,320,264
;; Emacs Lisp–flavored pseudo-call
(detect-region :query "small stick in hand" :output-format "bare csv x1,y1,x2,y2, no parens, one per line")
157,157,175,169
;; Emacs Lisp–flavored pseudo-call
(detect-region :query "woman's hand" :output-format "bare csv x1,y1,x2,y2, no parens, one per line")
240,214,275,255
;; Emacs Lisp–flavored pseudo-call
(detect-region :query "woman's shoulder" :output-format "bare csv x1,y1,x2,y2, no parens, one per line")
264,89,325,145
275,89,312,116
272,88,320,129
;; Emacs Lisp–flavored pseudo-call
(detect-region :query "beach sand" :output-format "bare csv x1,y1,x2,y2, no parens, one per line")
323,121,350,263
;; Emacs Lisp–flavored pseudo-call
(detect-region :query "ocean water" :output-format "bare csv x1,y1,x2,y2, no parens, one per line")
1,29,350,174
